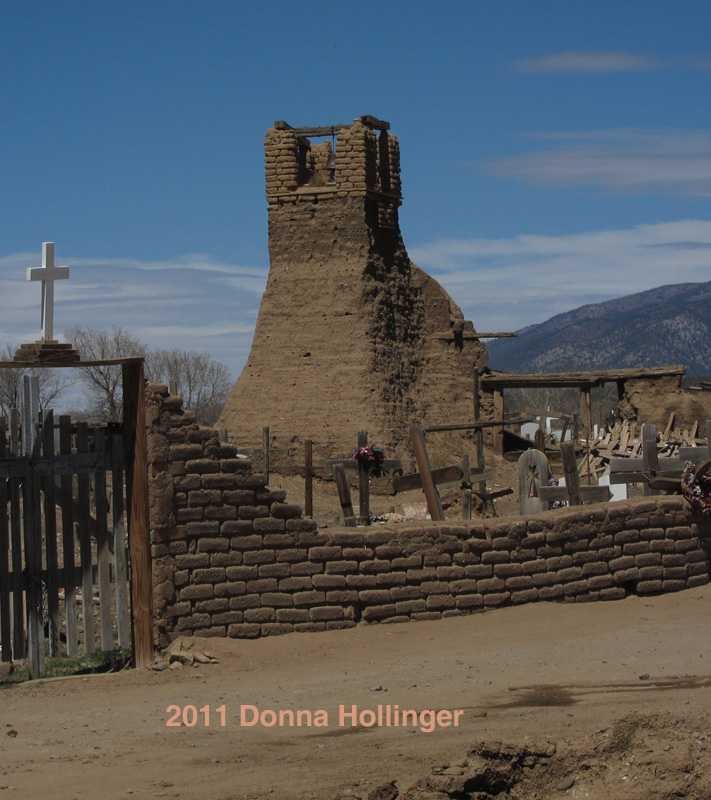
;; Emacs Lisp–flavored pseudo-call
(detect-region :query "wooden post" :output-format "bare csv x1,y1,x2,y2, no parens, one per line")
580,388,592,439
22,376,43,677
93,427,113,652
122,360,153,669
473,367,487,500
642,423,658,496
492,390,504,455
110,431,130,649
410,425,445,521
560,442,582,506
357,430,370,525
534,428,546,453
42,410,60,658
9,409,24,661
76,422,95,653
461,453,471,521
0,424,11,662
262,426,270,485
560,415,569,444
59,415,78,656
304,439,313,519
538,390,550,431
333,464,356,527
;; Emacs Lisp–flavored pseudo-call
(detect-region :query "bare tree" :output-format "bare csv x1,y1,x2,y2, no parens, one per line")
64,327,231,426
65,326,147,422
147,347,232,426
0,344,71,417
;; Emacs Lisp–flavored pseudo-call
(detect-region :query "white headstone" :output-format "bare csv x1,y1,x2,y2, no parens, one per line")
26,242,69,341
521,422,539,441
599,474,627,502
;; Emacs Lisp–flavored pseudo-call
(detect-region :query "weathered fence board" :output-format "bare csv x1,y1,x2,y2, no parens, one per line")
42,410,60,657
0,426,10,662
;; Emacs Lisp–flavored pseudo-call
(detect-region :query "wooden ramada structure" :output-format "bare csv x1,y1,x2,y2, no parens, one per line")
481,365,687,453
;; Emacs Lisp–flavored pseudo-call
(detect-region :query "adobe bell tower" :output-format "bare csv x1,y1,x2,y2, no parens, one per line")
218,116,488,463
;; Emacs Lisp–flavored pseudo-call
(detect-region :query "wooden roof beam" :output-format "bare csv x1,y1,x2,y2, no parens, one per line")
480,365,685,390
274,115,390,136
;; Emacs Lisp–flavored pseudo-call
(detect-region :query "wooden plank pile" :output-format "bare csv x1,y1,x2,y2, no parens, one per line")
563,416,711,489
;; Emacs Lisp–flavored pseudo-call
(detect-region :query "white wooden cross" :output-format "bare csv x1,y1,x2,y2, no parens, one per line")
26,242,69,341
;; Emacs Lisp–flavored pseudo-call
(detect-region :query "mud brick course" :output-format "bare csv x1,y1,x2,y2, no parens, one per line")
149,384,711,646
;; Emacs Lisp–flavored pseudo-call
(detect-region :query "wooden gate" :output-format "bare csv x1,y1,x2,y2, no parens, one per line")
0,392,131,677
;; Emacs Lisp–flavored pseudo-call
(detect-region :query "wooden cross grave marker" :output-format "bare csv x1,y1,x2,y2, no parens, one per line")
390,425,505,522
535,442,612,506
609,423,685,495
325,431,403,526
26,242,69,341
614,421,711,493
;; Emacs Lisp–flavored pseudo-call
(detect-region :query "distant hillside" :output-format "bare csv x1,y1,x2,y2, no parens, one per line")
487,281,711,377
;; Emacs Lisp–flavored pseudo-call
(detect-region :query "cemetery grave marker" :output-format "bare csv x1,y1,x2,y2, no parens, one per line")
325,431,403,525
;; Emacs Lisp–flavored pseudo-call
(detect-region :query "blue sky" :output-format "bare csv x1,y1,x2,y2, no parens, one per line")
3,0,711,385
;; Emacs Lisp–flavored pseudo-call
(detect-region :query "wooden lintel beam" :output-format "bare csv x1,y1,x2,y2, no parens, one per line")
359,115,390,131
291,124,352,137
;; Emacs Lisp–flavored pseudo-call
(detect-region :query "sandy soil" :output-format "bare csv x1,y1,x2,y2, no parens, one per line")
3,586,711,799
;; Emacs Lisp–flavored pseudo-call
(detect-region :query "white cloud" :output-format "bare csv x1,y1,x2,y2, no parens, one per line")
409,219,711,333
512,51,661,74
482,129,711,195
0,251,268,380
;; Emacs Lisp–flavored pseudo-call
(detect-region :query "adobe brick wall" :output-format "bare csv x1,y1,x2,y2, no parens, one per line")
149,384,711,646
146,382,319,647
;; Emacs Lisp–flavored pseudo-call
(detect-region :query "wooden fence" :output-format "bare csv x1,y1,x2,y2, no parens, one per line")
0,406,130,677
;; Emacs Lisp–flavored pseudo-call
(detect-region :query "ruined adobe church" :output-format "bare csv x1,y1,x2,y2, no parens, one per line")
218,116,489,462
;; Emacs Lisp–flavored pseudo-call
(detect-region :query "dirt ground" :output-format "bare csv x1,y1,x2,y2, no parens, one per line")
3,585,711,799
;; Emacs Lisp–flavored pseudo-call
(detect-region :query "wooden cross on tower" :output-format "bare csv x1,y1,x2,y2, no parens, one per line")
26,242,69,341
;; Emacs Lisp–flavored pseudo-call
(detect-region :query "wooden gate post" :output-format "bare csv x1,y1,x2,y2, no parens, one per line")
0,426,11,662
122,360,153,668
22,376,44,678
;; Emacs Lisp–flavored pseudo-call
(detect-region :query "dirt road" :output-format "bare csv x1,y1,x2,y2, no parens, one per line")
3,587,711,799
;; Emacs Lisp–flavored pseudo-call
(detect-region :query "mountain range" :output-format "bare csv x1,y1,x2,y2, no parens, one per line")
486,280,711,377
